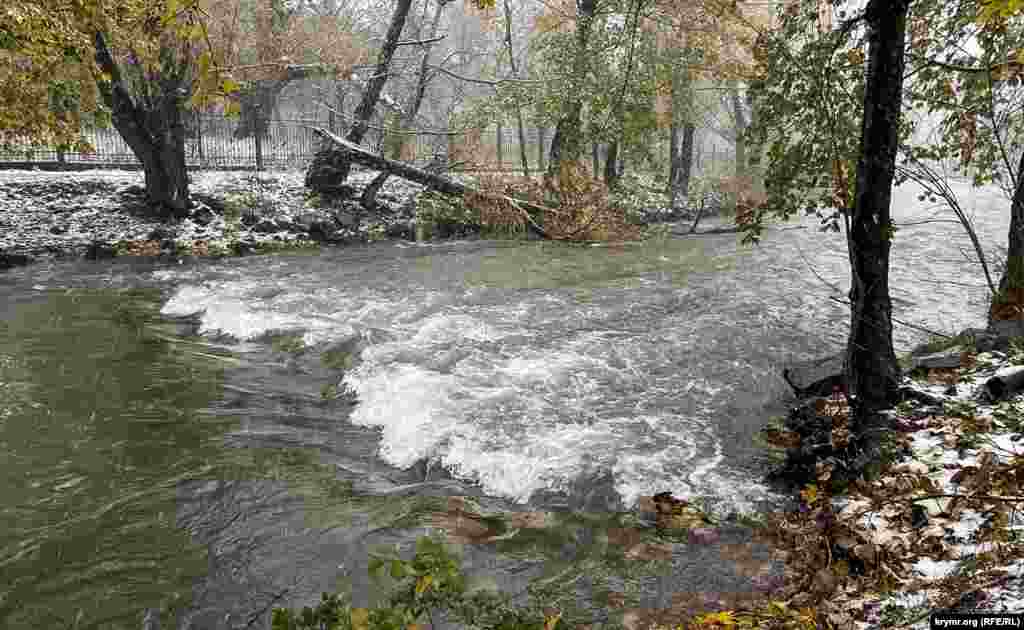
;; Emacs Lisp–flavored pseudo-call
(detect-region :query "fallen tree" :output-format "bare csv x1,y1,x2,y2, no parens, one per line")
307,127,642,242
307,126,554,238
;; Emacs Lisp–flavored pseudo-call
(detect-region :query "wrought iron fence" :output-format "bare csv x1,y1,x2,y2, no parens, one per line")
0,112,733,177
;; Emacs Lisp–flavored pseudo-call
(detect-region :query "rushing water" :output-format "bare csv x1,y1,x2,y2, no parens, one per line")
0,180,1011,628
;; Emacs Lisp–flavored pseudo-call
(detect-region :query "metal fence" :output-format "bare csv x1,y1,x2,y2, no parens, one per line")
0,114,332,171
0,112,734,176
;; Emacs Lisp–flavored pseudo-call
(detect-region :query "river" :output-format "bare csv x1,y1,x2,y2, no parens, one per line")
0,180,1010,628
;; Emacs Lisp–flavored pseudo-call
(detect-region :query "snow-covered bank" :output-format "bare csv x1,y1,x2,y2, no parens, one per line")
760,342,1024,629
0,168,429,268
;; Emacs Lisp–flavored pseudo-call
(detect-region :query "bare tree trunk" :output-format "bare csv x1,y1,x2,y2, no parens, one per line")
497,0,531,176
989,149,1024,330
668,124,678,193
729,81,748,179
603,140,619,189
845,0,910,416
496,123,504,169
314,0,413,187
537,128,546,173
600,0,643,192
669,123,695,212
93,32,191,219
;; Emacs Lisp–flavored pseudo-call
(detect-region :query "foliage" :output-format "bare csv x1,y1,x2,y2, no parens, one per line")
741,0,873,244
608,172,670,221
271,533,568,630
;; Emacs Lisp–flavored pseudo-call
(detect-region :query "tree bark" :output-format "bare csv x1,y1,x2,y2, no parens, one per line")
311,127,552,237
845,0,910,416
670,122,695,212
603,140,619,189
502,0,530,177
320,0,413,186
544,0,597,186
730,82,748,178
93,32,191,219
989,149,1024,329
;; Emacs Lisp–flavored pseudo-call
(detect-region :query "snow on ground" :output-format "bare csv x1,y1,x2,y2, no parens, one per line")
822,351,1024,628
0,167,427,261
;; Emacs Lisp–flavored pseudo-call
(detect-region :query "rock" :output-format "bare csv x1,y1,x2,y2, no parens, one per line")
147,226,175,241
275,219,298,233
230,241,257,256
910,348,964,369
333,208,358,228
307,219,344,242
688,527,720,545
252,219,280,234
293,210,332,231
384,219,414,239
782,352,851,398
984,365,1024,401
911,504,928,529
190,192,226,215
990,320,1024,341
85,242,117,260
190,205,217,227
0,251,32,270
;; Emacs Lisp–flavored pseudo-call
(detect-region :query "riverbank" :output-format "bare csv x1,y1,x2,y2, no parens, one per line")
751,335,1024,629
0,167,734,272
0,167,422,269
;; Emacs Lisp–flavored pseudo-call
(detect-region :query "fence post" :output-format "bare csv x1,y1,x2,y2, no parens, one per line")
195,111,205,165
254,105,264,171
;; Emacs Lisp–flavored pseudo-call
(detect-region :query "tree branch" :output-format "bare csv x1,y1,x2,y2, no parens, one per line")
395,35,446,47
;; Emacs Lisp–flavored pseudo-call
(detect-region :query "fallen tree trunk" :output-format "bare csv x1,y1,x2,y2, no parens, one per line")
308,127,554,238
984,365,1024,401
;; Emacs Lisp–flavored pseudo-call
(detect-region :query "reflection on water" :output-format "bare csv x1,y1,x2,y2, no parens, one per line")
0,287,219,629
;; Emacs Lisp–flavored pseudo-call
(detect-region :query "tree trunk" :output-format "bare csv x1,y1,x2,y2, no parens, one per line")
234,80,285,139
668,124,678,193
544,0,597,186
496,123,504,169
845,0,910,416
729,81,748,178
93,32,191,219
501,0,530,177
989,149,1024,331
316,0,413,187
670,123,695,212
311,127,552,237
592,142,600,178
604,140,620,189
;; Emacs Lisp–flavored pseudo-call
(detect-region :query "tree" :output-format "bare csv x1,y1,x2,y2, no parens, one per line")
846,0,911,415
544,0,599,189
1,0,245,217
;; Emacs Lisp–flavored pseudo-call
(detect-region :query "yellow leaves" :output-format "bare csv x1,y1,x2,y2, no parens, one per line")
350,607,370,630
845,48,864,67
414,574,433,596
800,483,819,506
543,610,561,630
693,610,736,627
976,0,1024,28
219,77,239,95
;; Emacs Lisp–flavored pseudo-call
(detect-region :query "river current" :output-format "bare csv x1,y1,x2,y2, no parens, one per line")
0,180,1009,628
